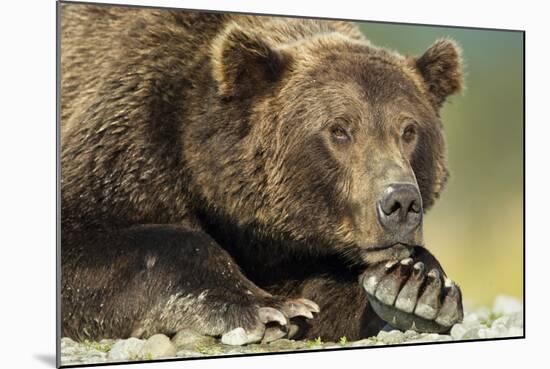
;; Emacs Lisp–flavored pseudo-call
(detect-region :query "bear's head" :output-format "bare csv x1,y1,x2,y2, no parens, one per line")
199,23,463,264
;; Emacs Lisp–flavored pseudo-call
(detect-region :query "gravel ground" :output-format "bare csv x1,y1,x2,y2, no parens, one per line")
60,295,523,366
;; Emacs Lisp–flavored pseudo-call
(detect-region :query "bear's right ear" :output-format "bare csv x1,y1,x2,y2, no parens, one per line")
414,39,464,109
211,24,290,98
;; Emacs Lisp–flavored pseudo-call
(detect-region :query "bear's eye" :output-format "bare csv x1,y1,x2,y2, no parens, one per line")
330,125,351,142
402,123,417,143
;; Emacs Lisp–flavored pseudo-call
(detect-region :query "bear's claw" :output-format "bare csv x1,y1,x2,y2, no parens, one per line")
414,269,442,320
258,307,287,326
295,298,321,313
261,325,288,343
394,262,425,313
221,297,319,345
435,280,462,327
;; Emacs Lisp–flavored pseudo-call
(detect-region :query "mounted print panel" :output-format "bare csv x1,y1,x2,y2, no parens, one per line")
57,1,524,367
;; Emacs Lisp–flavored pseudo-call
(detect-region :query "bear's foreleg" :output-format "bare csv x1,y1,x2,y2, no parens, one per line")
61,224,318,343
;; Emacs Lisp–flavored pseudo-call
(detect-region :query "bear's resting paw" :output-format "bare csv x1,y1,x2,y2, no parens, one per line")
361,257,463,333
221,297,320,346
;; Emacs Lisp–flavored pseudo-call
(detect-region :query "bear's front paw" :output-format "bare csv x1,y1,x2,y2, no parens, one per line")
360,252,463,333
221,297,319,345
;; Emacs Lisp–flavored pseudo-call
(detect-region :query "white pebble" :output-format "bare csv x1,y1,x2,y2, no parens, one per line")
221,327,248,346
450,324,467,340
108,338,145,361
139,334,177,359
378,330,405,344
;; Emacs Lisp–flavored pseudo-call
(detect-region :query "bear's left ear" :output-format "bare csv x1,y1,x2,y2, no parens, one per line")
413,39,464,108
211,24,290,98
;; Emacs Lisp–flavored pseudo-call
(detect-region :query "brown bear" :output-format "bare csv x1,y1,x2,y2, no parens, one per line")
60,3,464,344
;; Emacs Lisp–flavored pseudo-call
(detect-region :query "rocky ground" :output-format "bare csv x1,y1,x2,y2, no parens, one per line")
60,295,523,366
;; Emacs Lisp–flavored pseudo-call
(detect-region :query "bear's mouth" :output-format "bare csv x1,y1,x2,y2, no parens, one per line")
367,242,420,252
359,242,420,264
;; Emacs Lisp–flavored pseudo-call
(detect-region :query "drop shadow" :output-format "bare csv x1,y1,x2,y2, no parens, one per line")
33,353,57,367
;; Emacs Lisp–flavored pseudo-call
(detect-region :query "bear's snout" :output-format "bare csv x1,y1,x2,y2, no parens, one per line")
376,183,422,237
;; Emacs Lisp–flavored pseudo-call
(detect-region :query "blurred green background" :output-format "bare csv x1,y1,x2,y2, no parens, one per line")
356,22,523,305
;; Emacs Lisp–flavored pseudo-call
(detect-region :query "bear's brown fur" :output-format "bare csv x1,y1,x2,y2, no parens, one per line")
61,3,463,343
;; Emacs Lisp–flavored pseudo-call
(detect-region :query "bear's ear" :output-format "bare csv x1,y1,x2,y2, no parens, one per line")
414,39,464,108
211,25,290,98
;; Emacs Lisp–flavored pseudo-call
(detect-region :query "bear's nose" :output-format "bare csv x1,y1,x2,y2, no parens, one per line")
377,183,422,236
